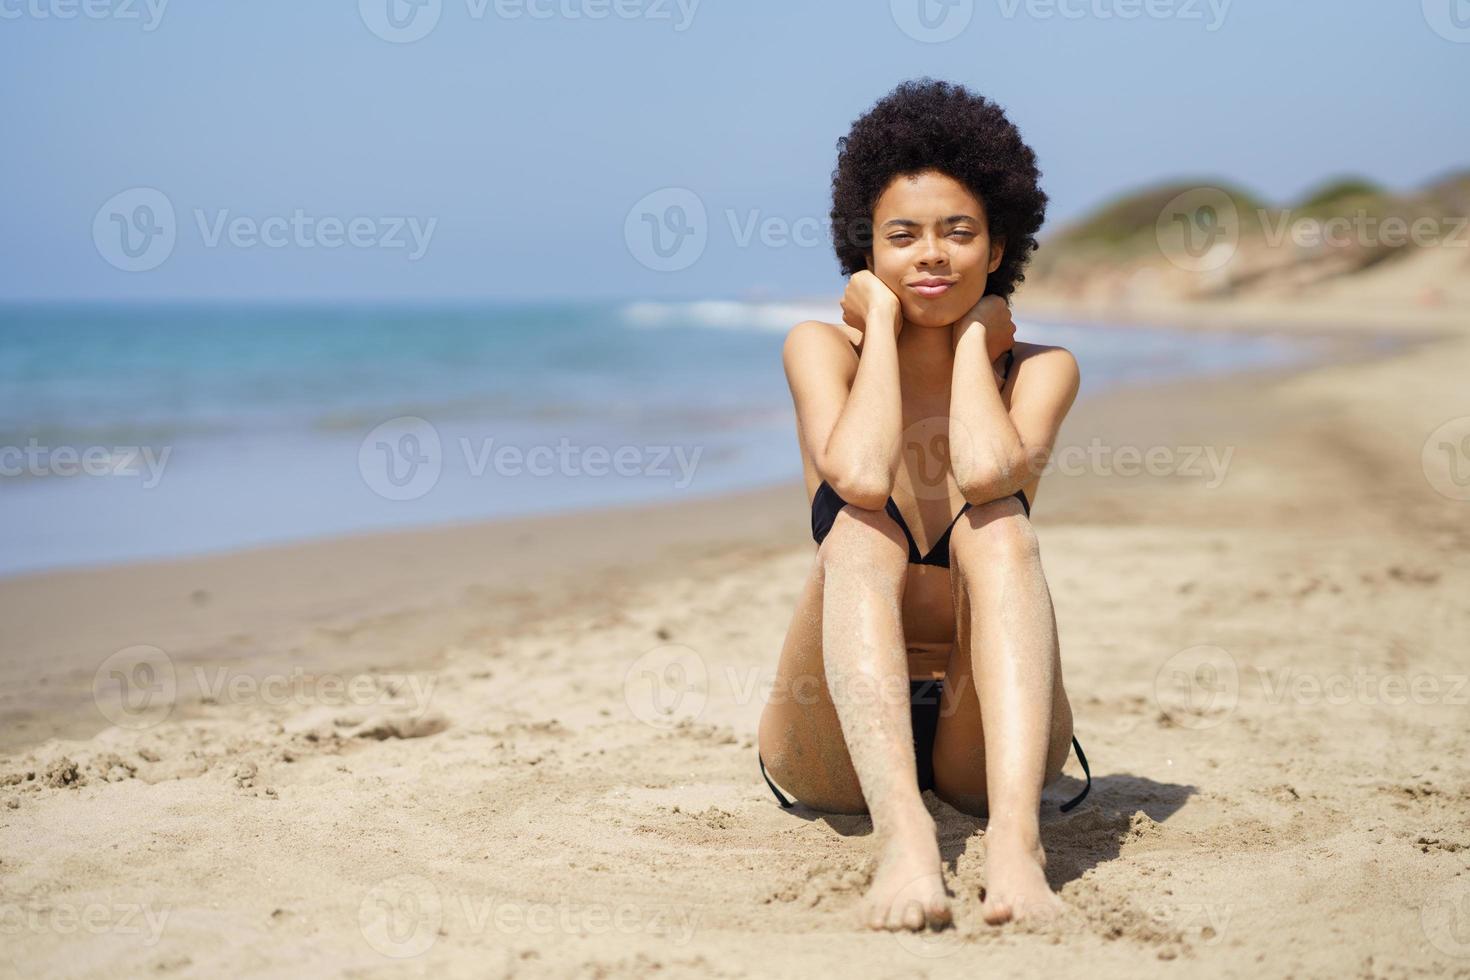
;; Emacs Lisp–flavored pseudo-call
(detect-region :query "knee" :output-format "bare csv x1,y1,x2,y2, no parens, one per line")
818,504,909,580
950,495,1039,570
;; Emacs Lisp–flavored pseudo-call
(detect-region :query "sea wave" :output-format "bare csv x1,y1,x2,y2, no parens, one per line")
619,299,840,332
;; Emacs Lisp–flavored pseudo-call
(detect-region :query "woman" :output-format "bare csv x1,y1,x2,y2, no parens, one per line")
756,78,1090,933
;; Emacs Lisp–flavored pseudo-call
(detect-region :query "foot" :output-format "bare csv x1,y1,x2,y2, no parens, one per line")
980,826,1064,924
858,813,952,931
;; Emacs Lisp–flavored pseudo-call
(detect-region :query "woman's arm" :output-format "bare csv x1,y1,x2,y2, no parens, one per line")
947,298,1080,505
781,272,905,509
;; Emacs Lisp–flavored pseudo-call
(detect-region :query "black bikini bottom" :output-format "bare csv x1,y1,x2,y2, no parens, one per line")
758,677,1091,812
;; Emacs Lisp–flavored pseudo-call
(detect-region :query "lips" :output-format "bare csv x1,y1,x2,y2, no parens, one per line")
907,278,956,297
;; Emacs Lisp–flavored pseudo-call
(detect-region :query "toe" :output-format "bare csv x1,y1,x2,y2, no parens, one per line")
901,899,925,931
863,903,885,931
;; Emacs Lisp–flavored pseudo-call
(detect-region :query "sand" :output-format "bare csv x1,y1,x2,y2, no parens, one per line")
2,293,1469,978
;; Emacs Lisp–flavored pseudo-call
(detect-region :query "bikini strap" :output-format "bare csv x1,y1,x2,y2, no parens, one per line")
1058,736,1092,812
758,753,794,809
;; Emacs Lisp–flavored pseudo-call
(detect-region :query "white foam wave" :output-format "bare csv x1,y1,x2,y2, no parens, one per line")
619,299,841,332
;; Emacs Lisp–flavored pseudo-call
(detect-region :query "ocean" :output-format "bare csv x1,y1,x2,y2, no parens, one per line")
0,300,1319,576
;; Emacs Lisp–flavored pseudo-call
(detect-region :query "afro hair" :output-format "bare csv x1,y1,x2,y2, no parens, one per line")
829,78,1048,299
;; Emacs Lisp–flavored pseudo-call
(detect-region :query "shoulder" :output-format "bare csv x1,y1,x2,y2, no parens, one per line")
782,319,861,374
1013,341,1079,380
1011,342,1080,399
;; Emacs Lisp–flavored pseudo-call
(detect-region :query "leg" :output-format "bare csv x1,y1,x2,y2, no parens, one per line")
757,504,951,931
931,494,1073,923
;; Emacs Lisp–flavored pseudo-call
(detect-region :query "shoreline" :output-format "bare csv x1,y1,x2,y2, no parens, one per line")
0,301,1428,587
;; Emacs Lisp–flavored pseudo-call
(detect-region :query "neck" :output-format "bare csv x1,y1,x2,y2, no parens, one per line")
896,318,955,377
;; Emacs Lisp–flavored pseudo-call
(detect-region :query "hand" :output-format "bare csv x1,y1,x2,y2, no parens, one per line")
951,294,1016,364
840,270,902,345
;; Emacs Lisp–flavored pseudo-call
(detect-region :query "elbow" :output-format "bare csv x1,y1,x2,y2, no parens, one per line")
822,461,893,511
955,446,1030,506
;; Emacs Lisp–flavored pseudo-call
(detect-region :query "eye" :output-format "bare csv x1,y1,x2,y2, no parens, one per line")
949,230,976,239
887,233,914,243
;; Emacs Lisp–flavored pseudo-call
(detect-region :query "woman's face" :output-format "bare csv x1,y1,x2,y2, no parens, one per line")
866,169,1004,330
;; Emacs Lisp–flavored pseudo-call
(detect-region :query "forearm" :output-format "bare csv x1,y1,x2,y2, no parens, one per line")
948,322,1028,502
822,308,904,507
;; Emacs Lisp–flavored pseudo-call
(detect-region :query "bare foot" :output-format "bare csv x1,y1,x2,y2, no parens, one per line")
858,813,952,931
980,826,1064,925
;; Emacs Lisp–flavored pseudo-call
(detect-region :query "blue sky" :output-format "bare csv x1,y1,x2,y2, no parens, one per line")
1,0,1465,302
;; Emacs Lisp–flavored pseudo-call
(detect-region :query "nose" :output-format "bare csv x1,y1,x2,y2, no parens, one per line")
915,231,948,270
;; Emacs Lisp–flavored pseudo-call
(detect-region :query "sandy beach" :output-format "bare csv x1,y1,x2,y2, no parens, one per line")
3,296,1469,978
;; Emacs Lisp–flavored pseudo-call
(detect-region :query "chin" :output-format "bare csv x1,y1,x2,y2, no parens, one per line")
900,297,969,329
